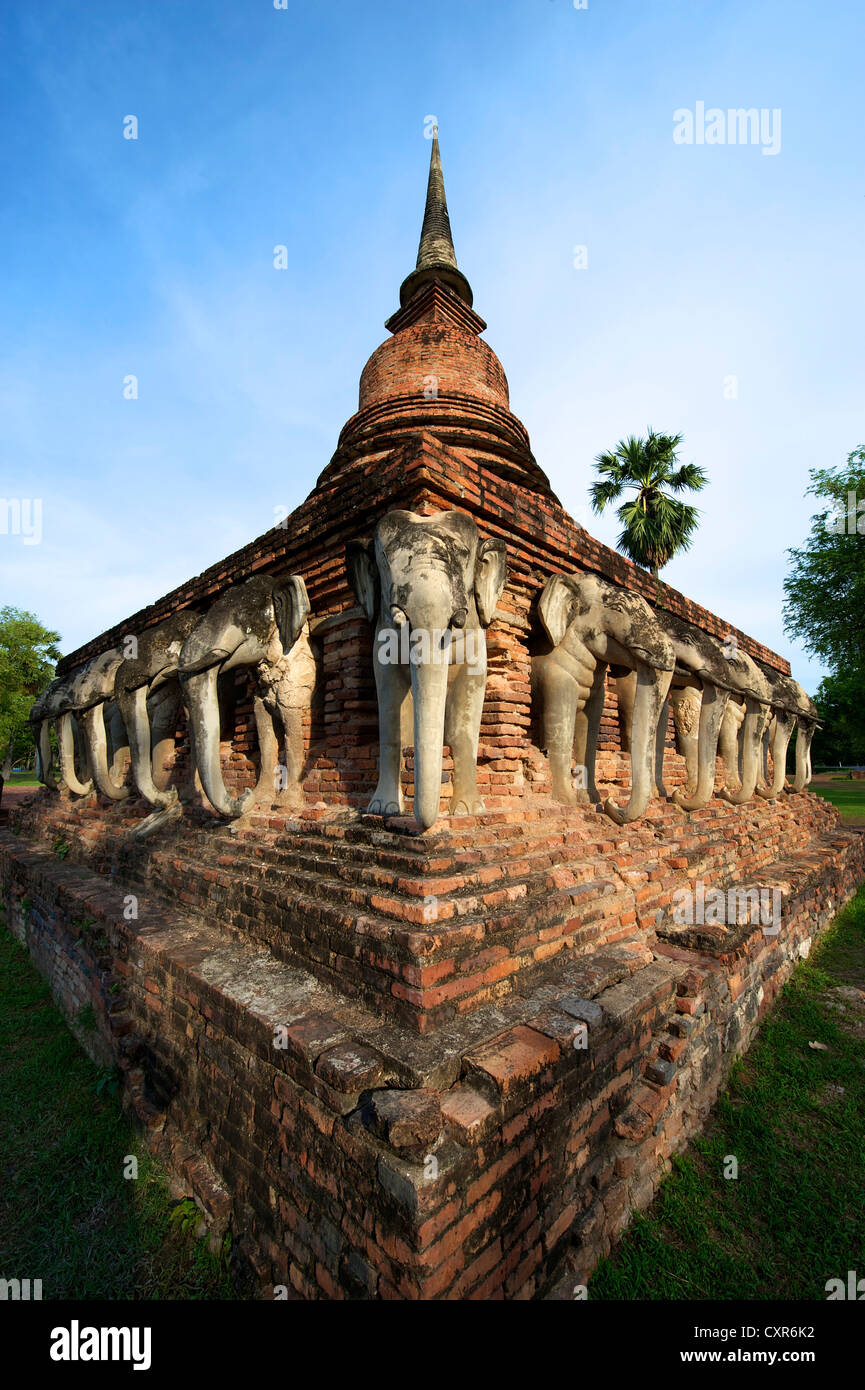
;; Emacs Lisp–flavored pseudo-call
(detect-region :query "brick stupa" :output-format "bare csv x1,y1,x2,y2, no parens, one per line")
3,133,862,1299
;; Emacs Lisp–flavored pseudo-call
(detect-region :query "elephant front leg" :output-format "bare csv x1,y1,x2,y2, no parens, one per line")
445,655,486,816
573,663,606,805
673,684,729,812
369,644,409,817
225,696,280,826
536,653,584,807
669,684,702,800
605,665,674,825
275,703,305,809
719,699,744,791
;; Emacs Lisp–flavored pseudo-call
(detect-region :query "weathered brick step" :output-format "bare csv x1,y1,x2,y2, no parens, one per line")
206,835,619,898
149,834,633,935
134,802,813,929
110,810,596,882
134,810,607,879
140,836,637,978
230,831,585,879
182,876,626,1014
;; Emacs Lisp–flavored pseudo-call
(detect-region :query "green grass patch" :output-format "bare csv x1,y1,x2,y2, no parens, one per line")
7,773,39,786
811,779,865,823
590,883,865,1299
0,915,236,1300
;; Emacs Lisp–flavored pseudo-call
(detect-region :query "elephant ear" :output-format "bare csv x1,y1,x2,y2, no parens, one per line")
537,574,574,648
474,539,508,628
274,575,310,652
346,539,379,623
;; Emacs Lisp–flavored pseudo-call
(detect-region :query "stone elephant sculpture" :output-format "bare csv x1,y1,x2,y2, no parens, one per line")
113,611,200,825
31,653,130,799
346,508,508,831
788,692,818,794
616,618,775,811
704,693,785,802
61,647,132,801
177,574,314,819
718,697,746,794
29,675,67,791
532,572,675,824
755,668,818,797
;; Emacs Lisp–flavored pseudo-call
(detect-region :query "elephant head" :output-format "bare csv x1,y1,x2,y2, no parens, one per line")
47,660,113,798
114,611,200,812
534,572,675,824
178,574,311,818
755,669,818,795
752,667,804,800
347,508,508,831
29,676,66,790
617,614,737,811
62,647,130,801
716,648,773,806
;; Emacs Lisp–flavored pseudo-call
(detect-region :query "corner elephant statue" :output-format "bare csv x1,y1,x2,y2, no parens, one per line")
177,573,315,819
532,571,675,824
347,508,508,831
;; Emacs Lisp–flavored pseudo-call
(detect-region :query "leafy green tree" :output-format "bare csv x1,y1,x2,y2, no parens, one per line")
783,446,865,682
590,430,708,576
0,607,61,798
809,668,865,768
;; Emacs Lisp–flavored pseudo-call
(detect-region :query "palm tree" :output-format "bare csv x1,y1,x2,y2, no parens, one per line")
590,430,708,576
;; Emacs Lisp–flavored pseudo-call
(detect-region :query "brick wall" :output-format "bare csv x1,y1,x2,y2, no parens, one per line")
2,807,861,1299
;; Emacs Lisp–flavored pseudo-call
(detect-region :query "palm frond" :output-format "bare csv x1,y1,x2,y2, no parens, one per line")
590,431,706,571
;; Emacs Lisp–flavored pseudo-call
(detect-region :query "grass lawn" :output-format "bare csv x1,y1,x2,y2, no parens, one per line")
590,883,865,1299
0,913,235,1299
7,772,39,785
810,778,865,825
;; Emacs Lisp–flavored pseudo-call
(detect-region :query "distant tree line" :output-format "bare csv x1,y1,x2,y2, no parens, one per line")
784,446,865,767
0,607,61,802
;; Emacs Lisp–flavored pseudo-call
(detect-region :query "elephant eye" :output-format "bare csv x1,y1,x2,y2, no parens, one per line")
391,606,408,627
452,608,467,629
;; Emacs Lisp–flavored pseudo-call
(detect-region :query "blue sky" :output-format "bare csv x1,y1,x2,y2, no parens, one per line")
1,0,862,694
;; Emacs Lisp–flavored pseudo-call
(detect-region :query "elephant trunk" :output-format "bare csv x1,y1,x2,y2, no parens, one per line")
673,685,730,812
720,699,766,806
757,712,795,800
82,704,129,801
606,666,673,825
119,685,177,810
36,719,59,789
58,712,93,796
791,720,815,792
181,664,253,818
410,642,451,831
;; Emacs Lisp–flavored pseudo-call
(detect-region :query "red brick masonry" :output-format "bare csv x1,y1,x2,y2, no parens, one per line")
4,276,858,1298
3,778,861,1297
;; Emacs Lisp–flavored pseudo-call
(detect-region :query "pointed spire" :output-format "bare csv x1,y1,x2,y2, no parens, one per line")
397,128,474,309
416,129,459,274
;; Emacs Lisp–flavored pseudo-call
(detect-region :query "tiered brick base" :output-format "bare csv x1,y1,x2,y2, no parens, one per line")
3,777,862,1298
